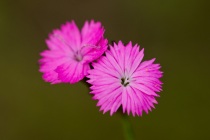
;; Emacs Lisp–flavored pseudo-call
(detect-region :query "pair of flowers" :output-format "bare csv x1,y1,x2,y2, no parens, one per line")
39,20,163,116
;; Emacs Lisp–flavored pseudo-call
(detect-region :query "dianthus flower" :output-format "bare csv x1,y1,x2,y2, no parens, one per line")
39,20,108,84
87,41,163,116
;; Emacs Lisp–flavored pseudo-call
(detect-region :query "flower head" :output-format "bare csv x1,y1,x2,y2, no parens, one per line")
87,41,163,116
39,20,108,84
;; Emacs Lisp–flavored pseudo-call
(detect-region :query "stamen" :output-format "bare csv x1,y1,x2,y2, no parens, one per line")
121,77,129,87
74,51,83,62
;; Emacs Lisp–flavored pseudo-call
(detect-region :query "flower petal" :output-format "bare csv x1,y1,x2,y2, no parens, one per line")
55,62,90,84
81,38,108,63
39,50,71,84
46,21,81,52
80,20,108,63
81,20,103,45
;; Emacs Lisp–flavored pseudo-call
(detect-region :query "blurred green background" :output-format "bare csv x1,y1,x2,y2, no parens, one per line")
0,0,209,139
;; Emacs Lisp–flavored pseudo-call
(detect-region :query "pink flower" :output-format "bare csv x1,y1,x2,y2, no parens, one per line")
87,41,163,116
39,20,108,84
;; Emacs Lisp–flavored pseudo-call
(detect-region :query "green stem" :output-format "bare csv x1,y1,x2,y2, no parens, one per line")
121,115,135,140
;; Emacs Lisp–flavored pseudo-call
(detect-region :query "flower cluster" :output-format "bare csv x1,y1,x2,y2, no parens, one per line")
39,20,163,116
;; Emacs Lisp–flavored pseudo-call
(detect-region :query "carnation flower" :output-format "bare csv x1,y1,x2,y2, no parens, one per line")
87,41,163,116
39,20,108,84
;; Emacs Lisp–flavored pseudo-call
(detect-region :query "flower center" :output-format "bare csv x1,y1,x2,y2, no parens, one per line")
121,77,130,87
74,51,83,62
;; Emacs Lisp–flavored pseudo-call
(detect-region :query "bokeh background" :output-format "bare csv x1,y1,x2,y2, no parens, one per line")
0,0,209,140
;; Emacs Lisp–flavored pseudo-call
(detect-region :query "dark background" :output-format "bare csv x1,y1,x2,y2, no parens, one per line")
0,0,209,140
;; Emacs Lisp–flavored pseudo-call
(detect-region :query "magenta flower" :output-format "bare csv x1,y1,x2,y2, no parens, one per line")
39,20,108,84
87,41,163,116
